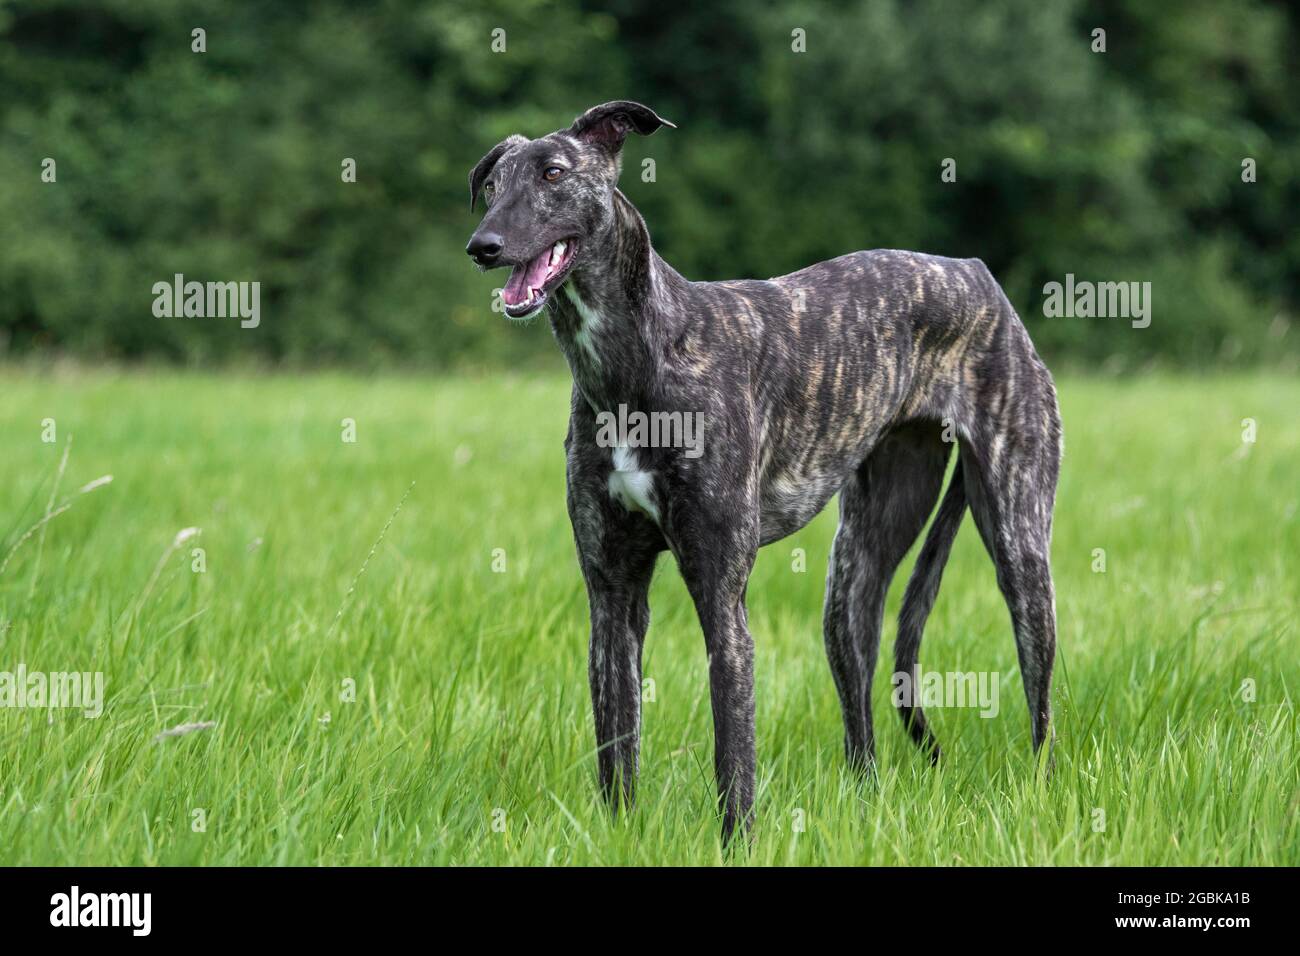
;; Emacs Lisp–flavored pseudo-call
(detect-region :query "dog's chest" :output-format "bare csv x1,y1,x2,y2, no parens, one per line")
550,285,622,402
607,446,659,522
560,285,604,367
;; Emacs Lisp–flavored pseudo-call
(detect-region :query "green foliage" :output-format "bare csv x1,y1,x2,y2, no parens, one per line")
0,0,1295,368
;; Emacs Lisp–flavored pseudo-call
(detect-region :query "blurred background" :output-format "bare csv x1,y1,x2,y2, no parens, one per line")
0,0,1295,372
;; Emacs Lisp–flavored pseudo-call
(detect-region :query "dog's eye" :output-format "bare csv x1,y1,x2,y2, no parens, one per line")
543,166,564,182
483,181,495,196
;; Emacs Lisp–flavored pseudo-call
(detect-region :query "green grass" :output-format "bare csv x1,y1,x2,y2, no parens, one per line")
0,367,1296,865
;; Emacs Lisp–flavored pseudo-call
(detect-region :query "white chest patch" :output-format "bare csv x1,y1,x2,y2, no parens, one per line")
562,284,603,367
608,446,659,523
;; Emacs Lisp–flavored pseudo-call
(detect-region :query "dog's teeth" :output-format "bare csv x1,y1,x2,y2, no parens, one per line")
551,241,566,266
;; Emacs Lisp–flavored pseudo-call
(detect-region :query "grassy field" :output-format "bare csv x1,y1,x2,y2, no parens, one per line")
0,367,1296,866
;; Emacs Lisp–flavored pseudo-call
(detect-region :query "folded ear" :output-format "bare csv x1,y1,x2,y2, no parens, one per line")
569,101,675,152
469,135,528,210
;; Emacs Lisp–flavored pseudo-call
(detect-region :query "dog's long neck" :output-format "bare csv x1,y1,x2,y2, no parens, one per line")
548,189,687,413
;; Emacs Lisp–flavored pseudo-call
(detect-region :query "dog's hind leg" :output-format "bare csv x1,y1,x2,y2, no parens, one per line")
959,373,1062,756
893,454,968,761
823,422,950,771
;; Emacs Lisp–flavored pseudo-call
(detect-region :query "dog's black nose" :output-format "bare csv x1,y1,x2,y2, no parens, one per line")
466,232,504,266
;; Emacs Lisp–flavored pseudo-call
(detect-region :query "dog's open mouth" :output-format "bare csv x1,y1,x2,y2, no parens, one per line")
501,240,578,319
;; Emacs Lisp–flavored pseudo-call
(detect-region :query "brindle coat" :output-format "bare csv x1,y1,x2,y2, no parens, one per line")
467,102,1063,841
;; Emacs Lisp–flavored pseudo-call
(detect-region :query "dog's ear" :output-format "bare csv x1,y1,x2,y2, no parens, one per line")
569,101,675,153
469,135,528,210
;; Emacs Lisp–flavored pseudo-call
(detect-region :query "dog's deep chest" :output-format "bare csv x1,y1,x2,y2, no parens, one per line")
607,446,660,521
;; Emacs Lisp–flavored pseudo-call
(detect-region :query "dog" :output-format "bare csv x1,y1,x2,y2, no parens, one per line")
466,101,1063,841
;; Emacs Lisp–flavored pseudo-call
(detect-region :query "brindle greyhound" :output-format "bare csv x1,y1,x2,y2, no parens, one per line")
466,101,1062,841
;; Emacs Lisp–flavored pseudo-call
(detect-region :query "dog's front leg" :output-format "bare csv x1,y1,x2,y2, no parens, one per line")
582,556,656,809
668,501,760,843
566,427,663,812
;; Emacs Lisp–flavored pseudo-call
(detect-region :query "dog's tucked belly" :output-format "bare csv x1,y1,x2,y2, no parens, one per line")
757,470,844,544
751,387,905,545
755,427,889,543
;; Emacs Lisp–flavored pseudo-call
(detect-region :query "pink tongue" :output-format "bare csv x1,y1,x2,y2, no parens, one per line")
502,249,553,306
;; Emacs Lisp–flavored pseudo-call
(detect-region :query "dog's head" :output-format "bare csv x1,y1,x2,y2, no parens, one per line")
466,101,675,320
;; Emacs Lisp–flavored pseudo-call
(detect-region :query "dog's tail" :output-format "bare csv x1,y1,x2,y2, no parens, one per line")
893,455,968,762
